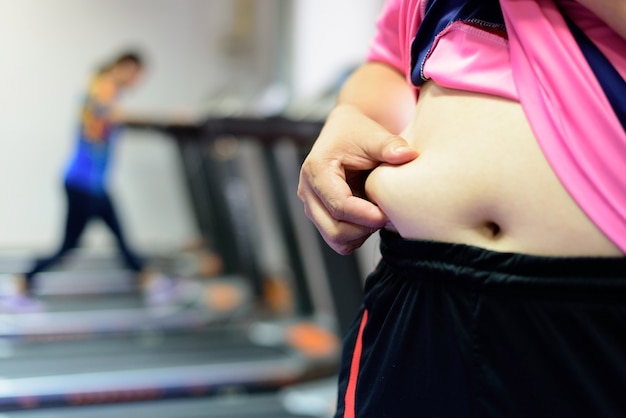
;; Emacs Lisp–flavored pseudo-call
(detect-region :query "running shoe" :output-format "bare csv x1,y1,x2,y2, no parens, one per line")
0,294,45,314
143,274,181,306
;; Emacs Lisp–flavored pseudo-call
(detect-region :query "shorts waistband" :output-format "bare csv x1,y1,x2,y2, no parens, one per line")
378,229,626,292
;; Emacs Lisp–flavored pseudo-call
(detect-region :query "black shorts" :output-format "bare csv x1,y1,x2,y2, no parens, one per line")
335,229,626,418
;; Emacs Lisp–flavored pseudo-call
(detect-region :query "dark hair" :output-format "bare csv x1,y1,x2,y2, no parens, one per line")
114,51,144,68
97,49,145,74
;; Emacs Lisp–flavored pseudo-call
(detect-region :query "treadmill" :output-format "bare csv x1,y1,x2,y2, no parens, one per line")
0,320,339,411
0,237,251,339
0,273,253,340
0,115,361,413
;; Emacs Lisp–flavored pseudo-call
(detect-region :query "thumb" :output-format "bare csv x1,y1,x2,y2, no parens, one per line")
378,134,419,165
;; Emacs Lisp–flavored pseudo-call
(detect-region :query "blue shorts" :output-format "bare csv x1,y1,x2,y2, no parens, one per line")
335,229,626,418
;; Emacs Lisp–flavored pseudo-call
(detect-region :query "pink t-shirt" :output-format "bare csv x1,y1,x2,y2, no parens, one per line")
367,0,626,253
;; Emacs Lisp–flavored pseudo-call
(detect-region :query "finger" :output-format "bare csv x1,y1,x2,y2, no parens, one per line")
330,232,374,256
381,138,420,164
337,195,388,228
341,130,418,169
301,185,381,255
309,203,379,255
307,162,388,228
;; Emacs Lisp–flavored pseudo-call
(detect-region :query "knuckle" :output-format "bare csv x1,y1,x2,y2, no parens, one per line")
335,245,354,256
324,227,369,256
326,197,345,220
296,185,305,201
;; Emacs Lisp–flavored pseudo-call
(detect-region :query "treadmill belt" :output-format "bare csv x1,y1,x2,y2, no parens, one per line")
0,328,287,378
0,393,321,417
0,323,329,411
40,293,143,312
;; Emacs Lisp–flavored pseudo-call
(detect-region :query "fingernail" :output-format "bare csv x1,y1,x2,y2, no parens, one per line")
393,146,418,156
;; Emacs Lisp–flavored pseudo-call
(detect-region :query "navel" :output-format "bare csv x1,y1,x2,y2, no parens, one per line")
485,221,502,238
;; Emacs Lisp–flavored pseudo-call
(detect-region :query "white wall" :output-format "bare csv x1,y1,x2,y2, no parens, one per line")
0,0,386,281
290,0,384,100
0,0,279,252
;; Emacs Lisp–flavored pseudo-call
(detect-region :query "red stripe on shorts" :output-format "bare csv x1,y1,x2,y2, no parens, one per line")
344,309,368,418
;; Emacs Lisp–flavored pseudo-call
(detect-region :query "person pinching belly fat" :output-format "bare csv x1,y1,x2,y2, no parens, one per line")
298,0,626,417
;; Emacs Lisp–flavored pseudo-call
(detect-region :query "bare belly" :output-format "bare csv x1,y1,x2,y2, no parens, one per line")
365,82,622,256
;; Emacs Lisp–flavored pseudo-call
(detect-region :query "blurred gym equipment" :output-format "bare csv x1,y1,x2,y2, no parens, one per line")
0,108,364,417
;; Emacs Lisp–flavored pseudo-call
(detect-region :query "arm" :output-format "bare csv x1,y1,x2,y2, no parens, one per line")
84,76,192,133
574,0,626,39
297,61,417,255
83,75,163,133
82,76,118,142
337,62,416,135
111,108,200,127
